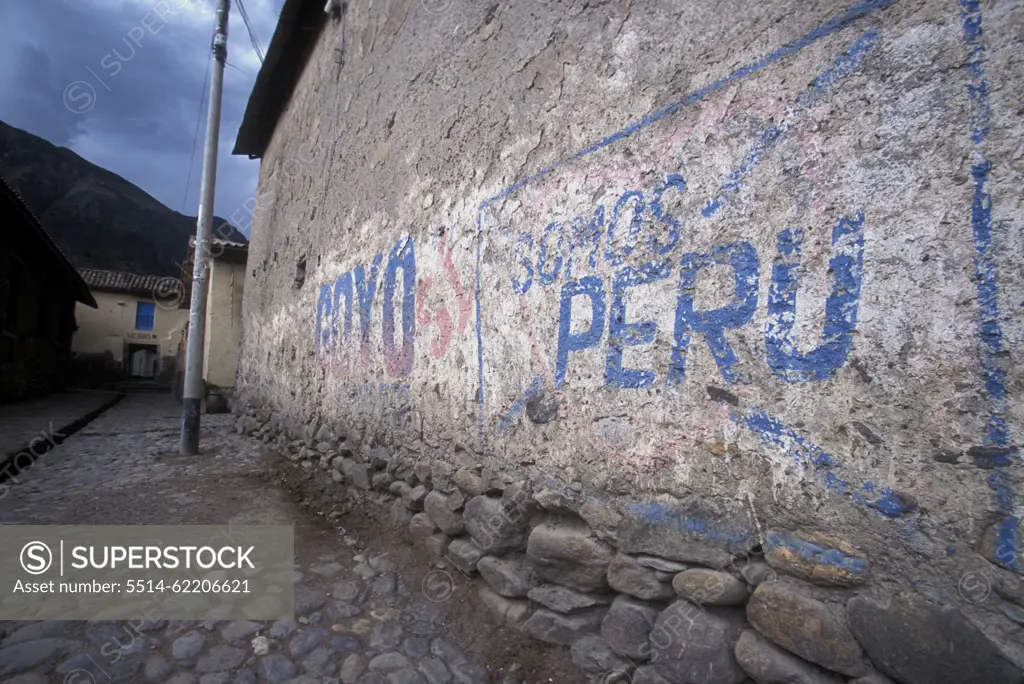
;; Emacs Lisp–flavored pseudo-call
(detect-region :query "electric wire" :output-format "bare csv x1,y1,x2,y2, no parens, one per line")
234,0,266,64
180,60,210,214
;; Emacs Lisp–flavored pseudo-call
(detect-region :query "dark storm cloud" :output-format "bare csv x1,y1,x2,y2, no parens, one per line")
0,0,284,234
8,42,86,147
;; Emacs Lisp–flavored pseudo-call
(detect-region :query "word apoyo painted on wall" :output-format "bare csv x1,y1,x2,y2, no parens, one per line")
313,231,472,379
314,237,416,377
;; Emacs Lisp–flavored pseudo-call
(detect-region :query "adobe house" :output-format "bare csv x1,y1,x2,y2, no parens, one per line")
72,269,189,384
176,236,249,411
0,177,96,402
230,1,1023,680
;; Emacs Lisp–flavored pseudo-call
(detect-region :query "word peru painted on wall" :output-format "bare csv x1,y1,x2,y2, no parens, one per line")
449,0,1020,544
300,0,1014,540
501,184,865,390
476,20,884,426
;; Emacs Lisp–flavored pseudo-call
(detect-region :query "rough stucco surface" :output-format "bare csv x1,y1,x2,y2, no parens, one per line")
203,258,246,389
237,0,1023,661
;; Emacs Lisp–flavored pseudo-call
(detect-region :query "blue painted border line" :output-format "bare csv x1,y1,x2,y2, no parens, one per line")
959,0,1019,572
627,501,754,545
498,376,543,433
474,0,898,441
961,0,1008,450
479,0,897,207
765,529,870,575
533,474,758,545
702,29,880,218
731,407,917,518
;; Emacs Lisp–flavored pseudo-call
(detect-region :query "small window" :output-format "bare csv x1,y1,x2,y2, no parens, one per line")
135,301,155,330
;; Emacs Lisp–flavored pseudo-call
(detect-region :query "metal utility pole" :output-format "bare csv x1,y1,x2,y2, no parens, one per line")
181,0,229,455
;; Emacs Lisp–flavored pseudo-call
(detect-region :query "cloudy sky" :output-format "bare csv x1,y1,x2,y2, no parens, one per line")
0,0,286,236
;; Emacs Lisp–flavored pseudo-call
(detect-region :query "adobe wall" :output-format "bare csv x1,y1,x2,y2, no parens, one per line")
237,0,1024,681
203,257,246,391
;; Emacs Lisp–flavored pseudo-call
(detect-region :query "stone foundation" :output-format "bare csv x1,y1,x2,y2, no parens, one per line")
235,406,1024,684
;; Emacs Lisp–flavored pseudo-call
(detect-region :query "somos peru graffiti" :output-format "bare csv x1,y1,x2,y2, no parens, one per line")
306,0,1019,569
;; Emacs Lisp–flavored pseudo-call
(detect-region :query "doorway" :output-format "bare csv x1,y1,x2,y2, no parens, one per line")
127,343,159,378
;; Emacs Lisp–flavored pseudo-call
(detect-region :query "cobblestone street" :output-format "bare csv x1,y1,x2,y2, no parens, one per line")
0,395,557,684
0,391,120,473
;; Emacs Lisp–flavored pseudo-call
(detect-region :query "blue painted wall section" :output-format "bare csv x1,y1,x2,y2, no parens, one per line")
332,271,354,353
382,238,416,377
314,236,417,379
626,501,754,546
764,529,870,581
731,407,917,518
355,254,383,360
498,376,544,433
511,232,534,294
959,0,1019,573
647,174,686,257
532,476,757,554
606,191,646,267
477,0,898,443
765,212,866,382
316,284,332,351
555,276,606,389
537,222,564,286
607,261,671,389
670,242,760,386
569,205,607,277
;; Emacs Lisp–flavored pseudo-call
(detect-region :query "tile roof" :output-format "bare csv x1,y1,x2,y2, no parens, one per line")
78,269,180,296
234,0,324,158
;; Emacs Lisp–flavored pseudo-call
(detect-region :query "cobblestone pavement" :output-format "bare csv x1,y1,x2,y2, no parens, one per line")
0,391,119,459
0,395,509,684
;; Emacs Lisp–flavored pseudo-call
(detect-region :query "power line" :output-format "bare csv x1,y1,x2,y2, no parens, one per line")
180,60,210,214
182,2,261,214
234,0,265,64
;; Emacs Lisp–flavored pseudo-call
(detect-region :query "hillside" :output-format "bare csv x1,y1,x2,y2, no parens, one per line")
0,120,246,277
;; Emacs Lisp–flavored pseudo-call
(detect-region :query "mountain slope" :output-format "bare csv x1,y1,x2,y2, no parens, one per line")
0,120,247,277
